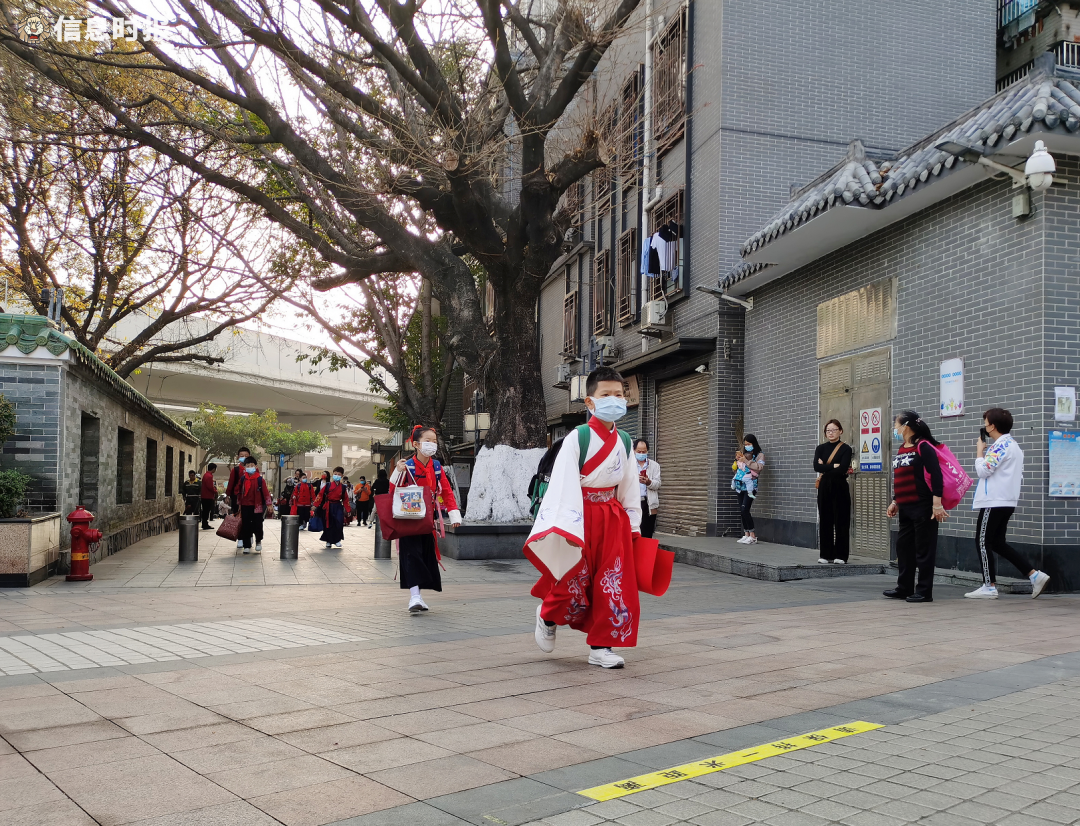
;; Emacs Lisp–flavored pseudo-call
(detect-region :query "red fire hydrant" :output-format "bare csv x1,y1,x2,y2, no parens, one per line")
66,507,102,582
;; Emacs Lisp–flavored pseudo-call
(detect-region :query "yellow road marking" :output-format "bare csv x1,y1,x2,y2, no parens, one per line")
577,721,883,801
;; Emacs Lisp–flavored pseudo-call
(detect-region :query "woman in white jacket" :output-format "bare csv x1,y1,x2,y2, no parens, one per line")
966,408,1051,600
634,439,662,538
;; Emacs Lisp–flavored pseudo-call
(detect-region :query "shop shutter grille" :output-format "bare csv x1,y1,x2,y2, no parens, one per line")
655,372,710,536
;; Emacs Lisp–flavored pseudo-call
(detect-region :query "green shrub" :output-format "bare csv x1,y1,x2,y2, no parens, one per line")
0,469,32,518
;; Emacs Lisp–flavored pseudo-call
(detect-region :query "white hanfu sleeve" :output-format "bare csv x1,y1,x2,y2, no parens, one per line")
525,434,586,582
617,438,642,535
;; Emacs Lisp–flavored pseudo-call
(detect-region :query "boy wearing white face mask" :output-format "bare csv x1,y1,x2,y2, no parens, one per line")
525,367,643,669
313,466,352,549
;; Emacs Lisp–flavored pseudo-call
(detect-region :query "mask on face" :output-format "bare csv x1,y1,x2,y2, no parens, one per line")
300,478,307,483
589,396,627,422
245,466,256,474
893,428,903,442
419,442,438,457
332,474,341,482
743,444,753,453
635,452,648,462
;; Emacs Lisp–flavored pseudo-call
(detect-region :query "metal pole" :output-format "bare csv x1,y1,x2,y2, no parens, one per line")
279,514,300,560
178,515,199,562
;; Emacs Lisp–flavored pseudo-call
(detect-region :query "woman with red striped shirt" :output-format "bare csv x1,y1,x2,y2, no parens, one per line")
884,411,945,603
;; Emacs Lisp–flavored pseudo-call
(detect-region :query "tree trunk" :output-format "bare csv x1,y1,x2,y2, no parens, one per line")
485,281,547,449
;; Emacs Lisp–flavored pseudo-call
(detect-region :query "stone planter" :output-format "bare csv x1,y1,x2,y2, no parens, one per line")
0,513,62,587
439,521,532,560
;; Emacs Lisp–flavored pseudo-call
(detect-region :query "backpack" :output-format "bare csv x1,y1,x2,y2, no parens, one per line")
528,425,633,518
920,441,973,510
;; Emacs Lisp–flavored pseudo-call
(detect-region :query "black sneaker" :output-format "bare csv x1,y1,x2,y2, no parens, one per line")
905,594,932,603
882,589,911,599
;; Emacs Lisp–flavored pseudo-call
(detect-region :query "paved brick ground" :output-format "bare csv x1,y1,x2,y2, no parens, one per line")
2,521,1080,825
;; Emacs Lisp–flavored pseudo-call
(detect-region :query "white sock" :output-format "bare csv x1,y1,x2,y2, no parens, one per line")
410,586,420,597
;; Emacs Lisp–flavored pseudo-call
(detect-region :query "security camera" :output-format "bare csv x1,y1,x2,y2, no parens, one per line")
1024,140,1055,191
694,364,708,374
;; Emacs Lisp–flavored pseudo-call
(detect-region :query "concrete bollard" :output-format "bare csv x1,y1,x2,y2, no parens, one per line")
178,515,200,562
374,517,392,559
279,514,300,560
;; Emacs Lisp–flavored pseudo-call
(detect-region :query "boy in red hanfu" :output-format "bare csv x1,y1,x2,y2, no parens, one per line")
291,471,314,526
525,367,642,669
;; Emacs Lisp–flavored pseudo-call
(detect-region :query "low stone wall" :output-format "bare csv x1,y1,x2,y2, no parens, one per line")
93,512,179,562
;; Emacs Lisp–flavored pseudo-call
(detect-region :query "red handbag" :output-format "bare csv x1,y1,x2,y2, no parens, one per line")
215,513,242,541
375,487,436,540
633,536,674,596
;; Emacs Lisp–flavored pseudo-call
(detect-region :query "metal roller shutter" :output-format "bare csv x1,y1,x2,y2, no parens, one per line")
655,372,710,536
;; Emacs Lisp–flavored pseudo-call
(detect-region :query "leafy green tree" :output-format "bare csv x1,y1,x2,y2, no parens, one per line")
179,404,327,470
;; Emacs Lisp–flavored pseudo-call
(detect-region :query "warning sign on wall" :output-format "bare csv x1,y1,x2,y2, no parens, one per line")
860,407,883,471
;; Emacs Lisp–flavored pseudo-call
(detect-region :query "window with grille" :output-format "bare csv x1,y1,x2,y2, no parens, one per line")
592,249,612,336
617,70,642,180
648,189,684,302
653,10,687,156
594,101,617,211
617,227,637,325
563,289,579,356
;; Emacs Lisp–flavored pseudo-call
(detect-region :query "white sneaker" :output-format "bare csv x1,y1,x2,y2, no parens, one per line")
588,648,625,669
255,543,262,553
1031,571,1050,599
833,559,846,565
334,542,342,549
408,595,424,613
236,539,244,550
818,558,830,564
965,584,998,599
324,542,332,549
417,597,429,612
747,536,758,544
737,535,752,544
534,605,556,653
242,547,250,555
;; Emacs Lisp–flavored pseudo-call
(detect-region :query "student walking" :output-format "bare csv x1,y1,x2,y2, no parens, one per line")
200,463,218,529
182,471,202,515
966,408,1051,599
815,419,853,563
390,426,462,612
526,367,643,669
354,477,374,526
226,447,251,551
314,468,352,549
634,439,661,539
291,471,314,526
237,456,273,554
732,435,765,544
884,411,945,603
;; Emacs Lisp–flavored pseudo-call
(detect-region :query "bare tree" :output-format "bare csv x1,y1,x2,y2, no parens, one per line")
0,0,639,445
0,60,293,377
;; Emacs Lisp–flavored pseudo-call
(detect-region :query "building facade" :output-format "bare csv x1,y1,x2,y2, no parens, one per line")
537,0,996,536
725,59,1080,588
0,314,198,581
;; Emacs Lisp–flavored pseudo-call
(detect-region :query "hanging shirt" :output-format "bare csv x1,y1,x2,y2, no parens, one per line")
648,235,663,275
657,224,679,271
639,237,651,277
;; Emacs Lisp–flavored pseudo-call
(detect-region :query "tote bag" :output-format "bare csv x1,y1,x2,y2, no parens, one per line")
391,468,428,520
215,513,241,541
375,486,436,540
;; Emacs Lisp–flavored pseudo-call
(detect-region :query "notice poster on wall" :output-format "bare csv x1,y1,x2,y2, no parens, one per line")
939,357,964,417
1055,387,1076,422
859,407,883,471
1049,430,1080,497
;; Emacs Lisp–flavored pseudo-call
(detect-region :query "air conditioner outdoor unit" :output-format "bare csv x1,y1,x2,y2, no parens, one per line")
596,336,617,359
642,300,668,327
554,363,572,387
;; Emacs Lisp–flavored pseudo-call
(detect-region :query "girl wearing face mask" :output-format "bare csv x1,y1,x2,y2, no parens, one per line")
732,434,764,544
391,426,462,613
291,470,314,526
314,466,352,549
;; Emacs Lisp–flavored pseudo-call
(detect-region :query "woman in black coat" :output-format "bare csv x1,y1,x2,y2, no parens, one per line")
815,419,853,563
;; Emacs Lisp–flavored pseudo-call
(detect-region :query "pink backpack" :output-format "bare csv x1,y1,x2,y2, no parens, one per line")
920,441,973,510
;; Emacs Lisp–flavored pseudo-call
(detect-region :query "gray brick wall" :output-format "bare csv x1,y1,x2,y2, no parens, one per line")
744,173,1045,547
0,363,62,511
1041,156,1080,545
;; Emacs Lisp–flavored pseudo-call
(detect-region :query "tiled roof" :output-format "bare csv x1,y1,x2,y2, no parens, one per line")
0,314,196,444
728,64,1080,285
